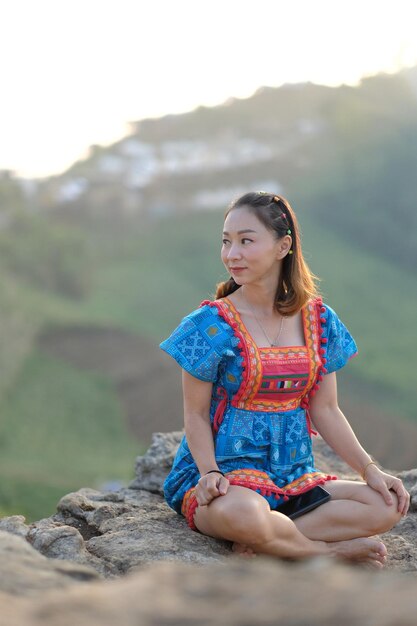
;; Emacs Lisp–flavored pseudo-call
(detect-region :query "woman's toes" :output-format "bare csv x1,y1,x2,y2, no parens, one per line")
232,542,246,554
370,551,387,564
232,542,257,558
376,541,388,557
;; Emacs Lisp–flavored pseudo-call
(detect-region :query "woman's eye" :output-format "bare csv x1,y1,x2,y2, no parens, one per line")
222,239,230,245
242,238,253,244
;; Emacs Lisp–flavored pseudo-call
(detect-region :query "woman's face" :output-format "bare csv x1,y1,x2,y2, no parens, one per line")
221,207,291,288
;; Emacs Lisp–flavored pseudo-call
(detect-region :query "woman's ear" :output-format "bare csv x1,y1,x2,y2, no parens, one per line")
276,235,292,259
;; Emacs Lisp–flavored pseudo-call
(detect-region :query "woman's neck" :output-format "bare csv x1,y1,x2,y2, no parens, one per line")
237,285,277,316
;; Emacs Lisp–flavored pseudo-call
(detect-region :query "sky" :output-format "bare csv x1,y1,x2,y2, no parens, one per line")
1,0,417,179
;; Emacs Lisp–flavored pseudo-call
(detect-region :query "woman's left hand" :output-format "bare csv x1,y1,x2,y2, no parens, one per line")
365,464,410,516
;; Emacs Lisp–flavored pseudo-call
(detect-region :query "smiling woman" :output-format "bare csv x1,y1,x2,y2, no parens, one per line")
218,192,317,316
160,190,410,567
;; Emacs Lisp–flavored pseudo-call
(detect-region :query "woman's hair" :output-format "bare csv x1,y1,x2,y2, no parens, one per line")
215,191,319,315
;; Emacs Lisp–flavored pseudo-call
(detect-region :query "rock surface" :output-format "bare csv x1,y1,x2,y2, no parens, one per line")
0,530,99,597
4,558,417,626
1,432,417,624
129,430,182,493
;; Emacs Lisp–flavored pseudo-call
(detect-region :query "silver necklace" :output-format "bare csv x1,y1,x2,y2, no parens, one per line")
243,294,285,347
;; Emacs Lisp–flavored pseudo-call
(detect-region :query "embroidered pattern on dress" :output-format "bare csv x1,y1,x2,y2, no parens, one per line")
177,331,211,364
161,298,362,530
300,298,329,434
285,412,306,444
255,346,310,407
212,298,321,413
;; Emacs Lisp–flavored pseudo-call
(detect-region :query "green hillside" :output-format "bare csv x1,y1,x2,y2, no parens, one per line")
0,350,141,521
1,204,416,521
72,207,417,422
0,219,146,521
1,67,417,521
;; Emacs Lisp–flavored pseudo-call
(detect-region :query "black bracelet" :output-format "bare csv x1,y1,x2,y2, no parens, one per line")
205,470,225,477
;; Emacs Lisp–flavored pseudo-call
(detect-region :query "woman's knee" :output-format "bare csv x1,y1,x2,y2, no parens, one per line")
366,492,402,534
200,489,273,544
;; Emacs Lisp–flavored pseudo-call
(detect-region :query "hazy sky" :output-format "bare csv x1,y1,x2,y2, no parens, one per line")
2,0,417,179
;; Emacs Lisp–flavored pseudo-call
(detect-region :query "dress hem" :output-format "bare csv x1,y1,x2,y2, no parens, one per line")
182,469,338,531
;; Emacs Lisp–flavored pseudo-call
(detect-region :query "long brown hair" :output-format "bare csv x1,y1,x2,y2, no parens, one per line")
215,191,319,315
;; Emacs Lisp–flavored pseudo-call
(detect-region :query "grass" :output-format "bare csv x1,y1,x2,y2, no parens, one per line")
77,209,417,418
298,207,417,417
0,351,143,522
1,207,416,521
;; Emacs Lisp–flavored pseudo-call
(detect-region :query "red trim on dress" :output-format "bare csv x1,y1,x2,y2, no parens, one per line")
212,387,227,433
203,297,328,435
182,468,338,531
300,298,328,436
211,299,260,409
211,298,320,413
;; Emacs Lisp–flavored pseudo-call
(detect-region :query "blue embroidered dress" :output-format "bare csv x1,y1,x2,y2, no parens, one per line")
160,296,357,529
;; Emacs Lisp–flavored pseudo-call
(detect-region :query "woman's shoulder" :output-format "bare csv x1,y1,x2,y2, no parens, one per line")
159,298,237,383
314,299,347,326
193,296,239,317
184,299,228,325
305,296,337,319
161,298,236,347
309,299,358,374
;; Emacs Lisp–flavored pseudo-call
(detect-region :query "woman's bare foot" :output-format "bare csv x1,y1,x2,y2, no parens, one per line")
232,542,257,558
327,537,387,568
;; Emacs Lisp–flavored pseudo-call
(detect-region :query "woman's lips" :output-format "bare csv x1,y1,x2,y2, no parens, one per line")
230,267,246,273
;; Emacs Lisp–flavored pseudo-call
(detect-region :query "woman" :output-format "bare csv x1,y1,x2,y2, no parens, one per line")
160,191,409,567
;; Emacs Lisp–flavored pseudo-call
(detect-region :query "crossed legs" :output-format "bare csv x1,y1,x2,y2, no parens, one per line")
193,480,402,567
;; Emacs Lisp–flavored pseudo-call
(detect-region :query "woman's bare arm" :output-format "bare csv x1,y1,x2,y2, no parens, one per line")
182,370,219,475
309,372,410,514
182,370,229,505
309,372,370,476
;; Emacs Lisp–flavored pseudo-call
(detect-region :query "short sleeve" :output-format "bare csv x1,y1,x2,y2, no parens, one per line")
159,304,233,383
323,304,358,374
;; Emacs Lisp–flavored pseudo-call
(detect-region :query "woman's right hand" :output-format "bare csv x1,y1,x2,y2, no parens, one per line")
195,472,230,506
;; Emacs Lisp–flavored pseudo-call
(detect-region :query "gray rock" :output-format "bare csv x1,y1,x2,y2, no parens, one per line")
129,430,183,493
0,530,100,596
3,557,417,626
63,486,229,575
84,488,230,574
26,517,107,577
17,484,229,579
0,514,30,538
1,428,417,625
405,478,417,511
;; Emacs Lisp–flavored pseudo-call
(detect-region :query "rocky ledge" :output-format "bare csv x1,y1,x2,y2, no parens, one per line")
1,433,417,625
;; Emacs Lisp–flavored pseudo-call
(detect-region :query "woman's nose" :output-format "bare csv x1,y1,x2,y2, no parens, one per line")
227,243,241,260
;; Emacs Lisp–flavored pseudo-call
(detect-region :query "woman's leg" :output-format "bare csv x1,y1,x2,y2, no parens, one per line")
293,479,402,541
193,485,388,566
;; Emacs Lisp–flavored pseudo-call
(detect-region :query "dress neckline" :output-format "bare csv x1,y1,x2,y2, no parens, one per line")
221,296,308,350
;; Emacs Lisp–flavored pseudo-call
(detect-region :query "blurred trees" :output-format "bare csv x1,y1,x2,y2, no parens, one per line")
290,73,417,271
0,211,93,299
0,171,26,216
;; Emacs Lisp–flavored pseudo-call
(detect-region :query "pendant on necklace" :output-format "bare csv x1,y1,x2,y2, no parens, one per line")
242,292,285,347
